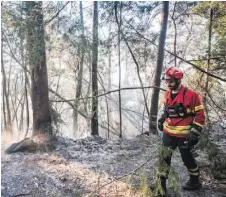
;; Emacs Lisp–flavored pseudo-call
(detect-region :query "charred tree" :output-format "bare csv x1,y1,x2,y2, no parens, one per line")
25,1,52,136
91,1,99,136
5,1,53,154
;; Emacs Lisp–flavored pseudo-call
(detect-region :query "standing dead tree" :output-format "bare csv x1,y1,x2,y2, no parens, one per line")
91,1,99,136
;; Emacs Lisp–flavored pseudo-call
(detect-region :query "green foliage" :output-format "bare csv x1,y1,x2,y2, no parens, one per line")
157,146,172,176
206,141,226,179
138,173,153,197
188,1,226,123
154,145,180,196
153,177,165,197
168,167,180,194
193,2,226,37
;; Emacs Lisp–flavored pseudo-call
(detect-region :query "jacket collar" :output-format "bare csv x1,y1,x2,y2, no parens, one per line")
166,84,185,104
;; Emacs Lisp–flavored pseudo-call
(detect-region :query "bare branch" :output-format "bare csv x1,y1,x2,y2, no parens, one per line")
50,86,166,103
45,2,70,25
2,31,30,75
48,88,88,119
128,23,226,83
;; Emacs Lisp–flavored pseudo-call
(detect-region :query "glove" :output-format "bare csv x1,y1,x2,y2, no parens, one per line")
157,117,165,131
187,124,202,147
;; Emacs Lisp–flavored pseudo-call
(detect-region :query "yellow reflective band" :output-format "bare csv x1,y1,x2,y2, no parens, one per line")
195,105,204,111
193,122,204,128
164,123,191,135
187,108,194,113
164,123,191,130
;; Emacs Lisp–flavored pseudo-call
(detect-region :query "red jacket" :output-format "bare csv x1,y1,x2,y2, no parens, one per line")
163,85,205,137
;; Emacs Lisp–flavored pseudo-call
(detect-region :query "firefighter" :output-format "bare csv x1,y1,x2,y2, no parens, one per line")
156,66,205,197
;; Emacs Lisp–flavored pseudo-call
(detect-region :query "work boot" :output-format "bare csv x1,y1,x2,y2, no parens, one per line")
182,175,201,190
156,176,167,197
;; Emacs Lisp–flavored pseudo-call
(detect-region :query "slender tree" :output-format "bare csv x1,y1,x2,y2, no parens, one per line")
1,32,12,135
107,24,112,138
91,1,99,136
171,2,177,67
149,1,169,133
203,8,213,112
73,1,85,135
1,33,8,131
114,1,123,138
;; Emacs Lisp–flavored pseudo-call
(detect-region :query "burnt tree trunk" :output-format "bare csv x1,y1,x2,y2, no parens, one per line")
26,1,52,136
149,1,169,134
5,1,53,154
91,1,99,136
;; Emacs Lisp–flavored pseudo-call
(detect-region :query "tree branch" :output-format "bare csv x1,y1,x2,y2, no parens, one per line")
128,23,226,83
2,31,30,75
49,88,120,136
45,2,70,25
48,88,88,119
50,86,166,103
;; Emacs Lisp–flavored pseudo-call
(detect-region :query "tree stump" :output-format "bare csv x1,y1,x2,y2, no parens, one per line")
5,134,56,154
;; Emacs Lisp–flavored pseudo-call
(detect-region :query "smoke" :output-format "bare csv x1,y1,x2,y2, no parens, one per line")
1,131,14,148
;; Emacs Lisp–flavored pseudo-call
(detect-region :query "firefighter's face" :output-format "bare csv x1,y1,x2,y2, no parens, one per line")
165,79,176,90
164,75,176,90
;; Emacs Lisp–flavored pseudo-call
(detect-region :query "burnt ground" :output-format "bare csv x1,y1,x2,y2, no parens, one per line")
1,134,226,197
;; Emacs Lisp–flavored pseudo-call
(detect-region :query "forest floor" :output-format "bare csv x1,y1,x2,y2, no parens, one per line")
1,134,226,197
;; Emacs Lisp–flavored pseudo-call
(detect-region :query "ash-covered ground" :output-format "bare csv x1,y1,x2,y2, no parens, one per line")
2,132,226,197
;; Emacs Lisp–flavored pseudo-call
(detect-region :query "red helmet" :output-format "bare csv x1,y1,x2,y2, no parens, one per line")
165,66,183,79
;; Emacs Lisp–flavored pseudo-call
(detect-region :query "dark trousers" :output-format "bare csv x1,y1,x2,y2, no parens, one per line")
158,132,199,178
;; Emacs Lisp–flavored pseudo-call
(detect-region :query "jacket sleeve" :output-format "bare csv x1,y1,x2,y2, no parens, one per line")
158,91,168,121
191,91,206,129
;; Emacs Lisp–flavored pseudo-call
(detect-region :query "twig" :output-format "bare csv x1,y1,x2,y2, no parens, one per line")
45,2,70,25
128,22,226,83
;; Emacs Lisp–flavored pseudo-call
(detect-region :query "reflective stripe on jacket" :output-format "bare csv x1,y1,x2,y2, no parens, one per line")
163,85,205,137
